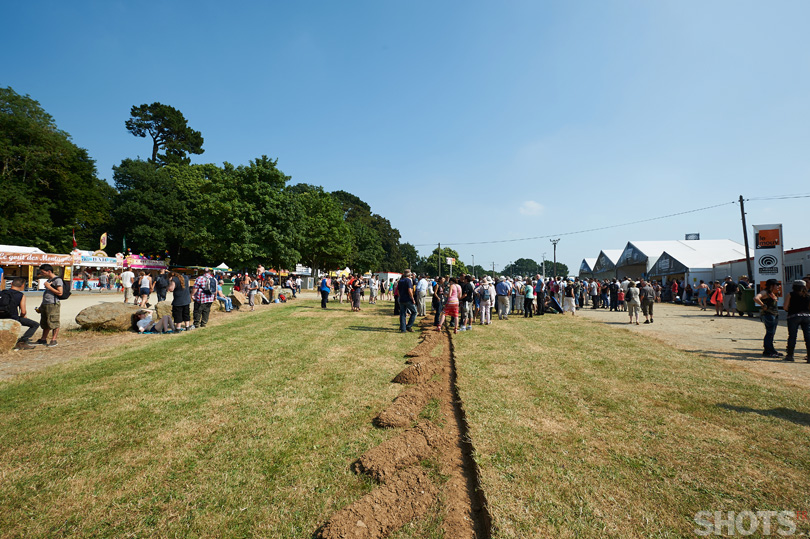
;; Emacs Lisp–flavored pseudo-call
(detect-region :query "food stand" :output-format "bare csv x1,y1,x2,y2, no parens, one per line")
0,246,73,290
71,250,124,289
125,255,170,272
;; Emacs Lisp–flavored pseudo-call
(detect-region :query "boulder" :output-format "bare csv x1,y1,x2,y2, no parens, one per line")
75,302,141,331
230,291,247,310
155,301,172,320
0,319,23,352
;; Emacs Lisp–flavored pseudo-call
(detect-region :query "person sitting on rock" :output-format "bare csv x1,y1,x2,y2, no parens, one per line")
0,277,40,350
135,309,176,334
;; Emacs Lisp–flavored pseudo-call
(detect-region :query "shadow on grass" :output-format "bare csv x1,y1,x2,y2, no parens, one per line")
718,404,810,426
682,348,799,363
347,326,401,333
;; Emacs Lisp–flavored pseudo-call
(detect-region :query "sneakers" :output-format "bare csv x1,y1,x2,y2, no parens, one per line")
466,326,472,331
13,342,35,351
34,338,47,345
458,327,466,331
46,341,58,347
784,355,795,362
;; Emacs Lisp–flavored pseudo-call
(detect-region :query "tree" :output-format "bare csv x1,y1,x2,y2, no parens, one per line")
422,247,468,277
293,184,352,271
0,86,114,252
125,102,204,166
502,258,543,277
541,259,569,278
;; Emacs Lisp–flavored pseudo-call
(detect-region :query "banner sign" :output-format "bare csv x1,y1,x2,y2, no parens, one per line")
753,224,785,304
446,257,455,265
125,255,169,271
0,252,72,266
72,250,124,268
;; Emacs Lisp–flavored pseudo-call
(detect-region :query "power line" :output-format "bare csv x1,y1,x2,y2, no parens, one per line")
412,200,737,247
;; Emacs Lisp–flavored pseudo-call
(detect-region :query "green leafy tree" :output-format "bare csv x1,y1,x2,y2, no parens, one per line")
399,243,420,272
0,86,114,252
349,220,385,274
112,159,199,261
125,102,204,166
502,258,543,277
292,184,352,271
423,247,468,277
542,259,569,278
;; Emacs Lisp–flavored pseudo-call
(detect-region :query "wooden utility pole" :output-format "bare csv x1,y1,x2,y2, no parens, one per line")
739,195,753,280
550,239,560,278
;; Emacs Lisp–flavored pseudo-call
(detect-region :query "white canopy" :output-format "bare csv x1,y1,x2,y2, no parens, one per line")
0,245,45,254
215,262,231,270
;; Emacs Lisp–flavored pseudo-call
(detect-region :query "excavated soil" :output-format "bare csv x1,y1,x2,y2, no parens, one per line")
321,316,491,538
404,328,441,358
316,467,439,539
391,359,444,385
373,381,442,429
352,421,448,483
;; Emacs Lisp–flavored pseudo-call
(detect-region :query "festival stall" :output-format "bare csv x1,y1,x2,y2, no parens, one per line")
578,258,597,280
70,250,124,289
591,249,623,281
125,255,170,272
0,245,73,290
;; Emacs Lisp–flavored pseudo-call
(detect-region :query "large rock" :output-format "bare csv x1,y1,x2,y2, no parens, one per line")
155,301,172,320
0,319,23,352
230,291,246,310
75,303,141,331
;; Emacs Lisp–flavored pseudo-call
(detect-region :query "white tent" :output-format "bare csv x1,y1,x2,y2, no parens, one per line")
0,245,45,254
215,262,231,271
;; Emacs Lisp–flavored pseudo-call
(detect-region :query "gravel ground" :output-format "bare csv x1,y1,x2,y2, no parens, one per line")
576,302,810,389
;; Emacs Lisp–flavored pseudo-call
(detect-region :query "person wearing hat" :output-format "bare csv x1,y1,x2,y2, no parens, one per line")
476,276,495,325
495,276,511,320
722,276,739,317
782,279,810,362
754,279,783,358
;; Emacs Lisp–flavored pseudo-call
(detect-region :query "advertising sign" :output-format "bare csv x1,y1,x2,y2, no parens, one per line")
0,252,72,266
753,224,785,304
125,255,169,271
446,257,455,265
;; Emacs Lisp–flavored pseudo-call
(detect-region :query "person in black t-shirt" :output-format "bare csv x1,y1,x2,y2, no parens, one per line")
397,270,417,332
722,276,739,316
459,275,475,331
0,277,40,350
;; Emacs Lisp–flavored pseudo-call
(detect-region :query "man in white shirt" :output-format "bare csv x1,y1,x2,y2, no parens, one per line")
415,275,429,316
120,269,135,304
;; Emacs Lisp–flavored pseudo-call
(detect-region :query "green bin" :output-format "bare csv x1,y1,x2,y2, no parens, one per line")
736,288,759,316
221,283,234,296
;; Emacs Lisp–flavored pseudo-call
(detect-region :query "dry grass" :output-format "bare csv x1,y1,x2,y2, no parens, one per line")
454,314,810,538
0,298,421,539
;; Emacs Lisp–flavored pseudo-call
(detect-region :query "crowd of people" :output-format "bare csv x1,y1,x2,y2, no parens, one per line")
314,270,810,361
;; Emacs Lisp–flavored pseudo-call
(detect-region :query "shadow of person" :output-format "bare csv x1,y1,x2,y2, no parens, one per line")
717,404,810,427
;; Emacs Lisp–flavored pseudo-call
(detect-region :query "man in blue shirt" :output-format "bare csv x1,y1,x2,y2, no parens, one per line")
495,276,512,320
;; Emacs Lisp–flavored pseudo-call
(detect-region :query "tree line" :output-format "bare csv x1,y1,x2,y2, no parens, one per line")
0,87,417,273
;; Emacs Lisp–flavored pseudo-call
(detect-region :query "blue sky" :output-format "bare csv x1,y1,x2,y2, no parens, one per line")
4,1,810,272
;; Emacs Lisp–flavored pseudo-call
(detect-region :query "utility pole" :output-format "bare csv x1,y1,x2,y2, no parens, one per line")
492,262,495,277
739,195,754,280
550,239,560,279
472,254,475,278
542,252,547,280
437,243,441,277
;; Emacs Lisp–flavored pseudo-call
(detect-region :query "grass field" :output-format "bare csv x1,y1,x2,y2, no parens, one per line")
454,313,810,538
1,297,809,538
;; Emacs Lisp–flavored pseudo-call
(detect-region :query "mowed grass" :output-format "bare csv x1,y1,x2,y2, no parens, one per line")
0,297,420,539
454,313,810,538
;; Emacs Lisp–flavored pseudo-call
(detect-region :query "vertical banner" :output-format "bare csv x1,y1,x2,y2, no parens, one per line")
753,224,785,305
28,265,34,289
63,265,73,289
100,232,108,250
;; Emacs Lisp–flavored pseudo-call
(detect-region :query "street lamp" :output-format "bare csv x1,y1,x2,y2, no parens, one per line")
472,254,475,278
550,239,560,279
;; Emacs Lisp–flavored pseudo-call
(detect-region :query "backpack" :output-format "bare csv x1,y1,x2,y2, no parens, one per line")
206,276,217,295
54,278,71,301
0,289,15,316
480,286,491,301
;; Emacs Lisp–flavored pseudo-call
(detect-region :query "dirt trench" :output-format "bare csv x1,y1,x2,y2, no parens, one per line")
317,319,491,539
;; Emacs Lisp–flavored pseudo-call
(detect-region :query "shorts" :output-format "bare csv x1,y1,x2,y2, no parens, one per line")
723,294,737,311
172,304,191,323
443,303,459,317
40,303,61,330
140,287,150,296
124,287,133,300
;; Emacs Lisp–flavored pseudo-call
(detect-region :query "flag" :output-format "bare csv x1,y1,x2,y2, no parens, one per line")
100,232,108,250
72,229,77,248
122,235,126,253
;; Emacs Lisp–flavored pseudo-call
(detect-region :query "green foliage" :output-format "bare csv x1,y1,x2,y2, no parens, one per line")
0,86,114,252
125,102,204,166
421,247,468,277
502,258,544,278
294,185,352,271
543,259,569,278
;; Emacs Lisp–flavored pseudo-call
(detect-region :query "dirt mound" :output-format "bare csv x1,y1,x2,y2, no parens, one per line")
392,360,443,385
404,330,440,358
374,381,441,429
316,466,439,539
352,421,448,482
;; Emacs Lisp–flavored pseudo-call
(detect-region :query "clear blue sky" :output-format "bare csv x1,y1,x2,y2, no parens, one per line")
4,1,810,272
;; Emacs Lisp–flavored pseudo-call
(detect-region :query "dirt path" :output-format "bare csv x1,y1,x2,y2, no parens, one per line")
576,302,810,389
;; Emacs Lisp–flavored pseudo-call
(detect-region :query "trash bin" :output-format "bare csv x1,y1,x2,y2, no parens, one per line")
736,288,759,317
221,283,234,296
